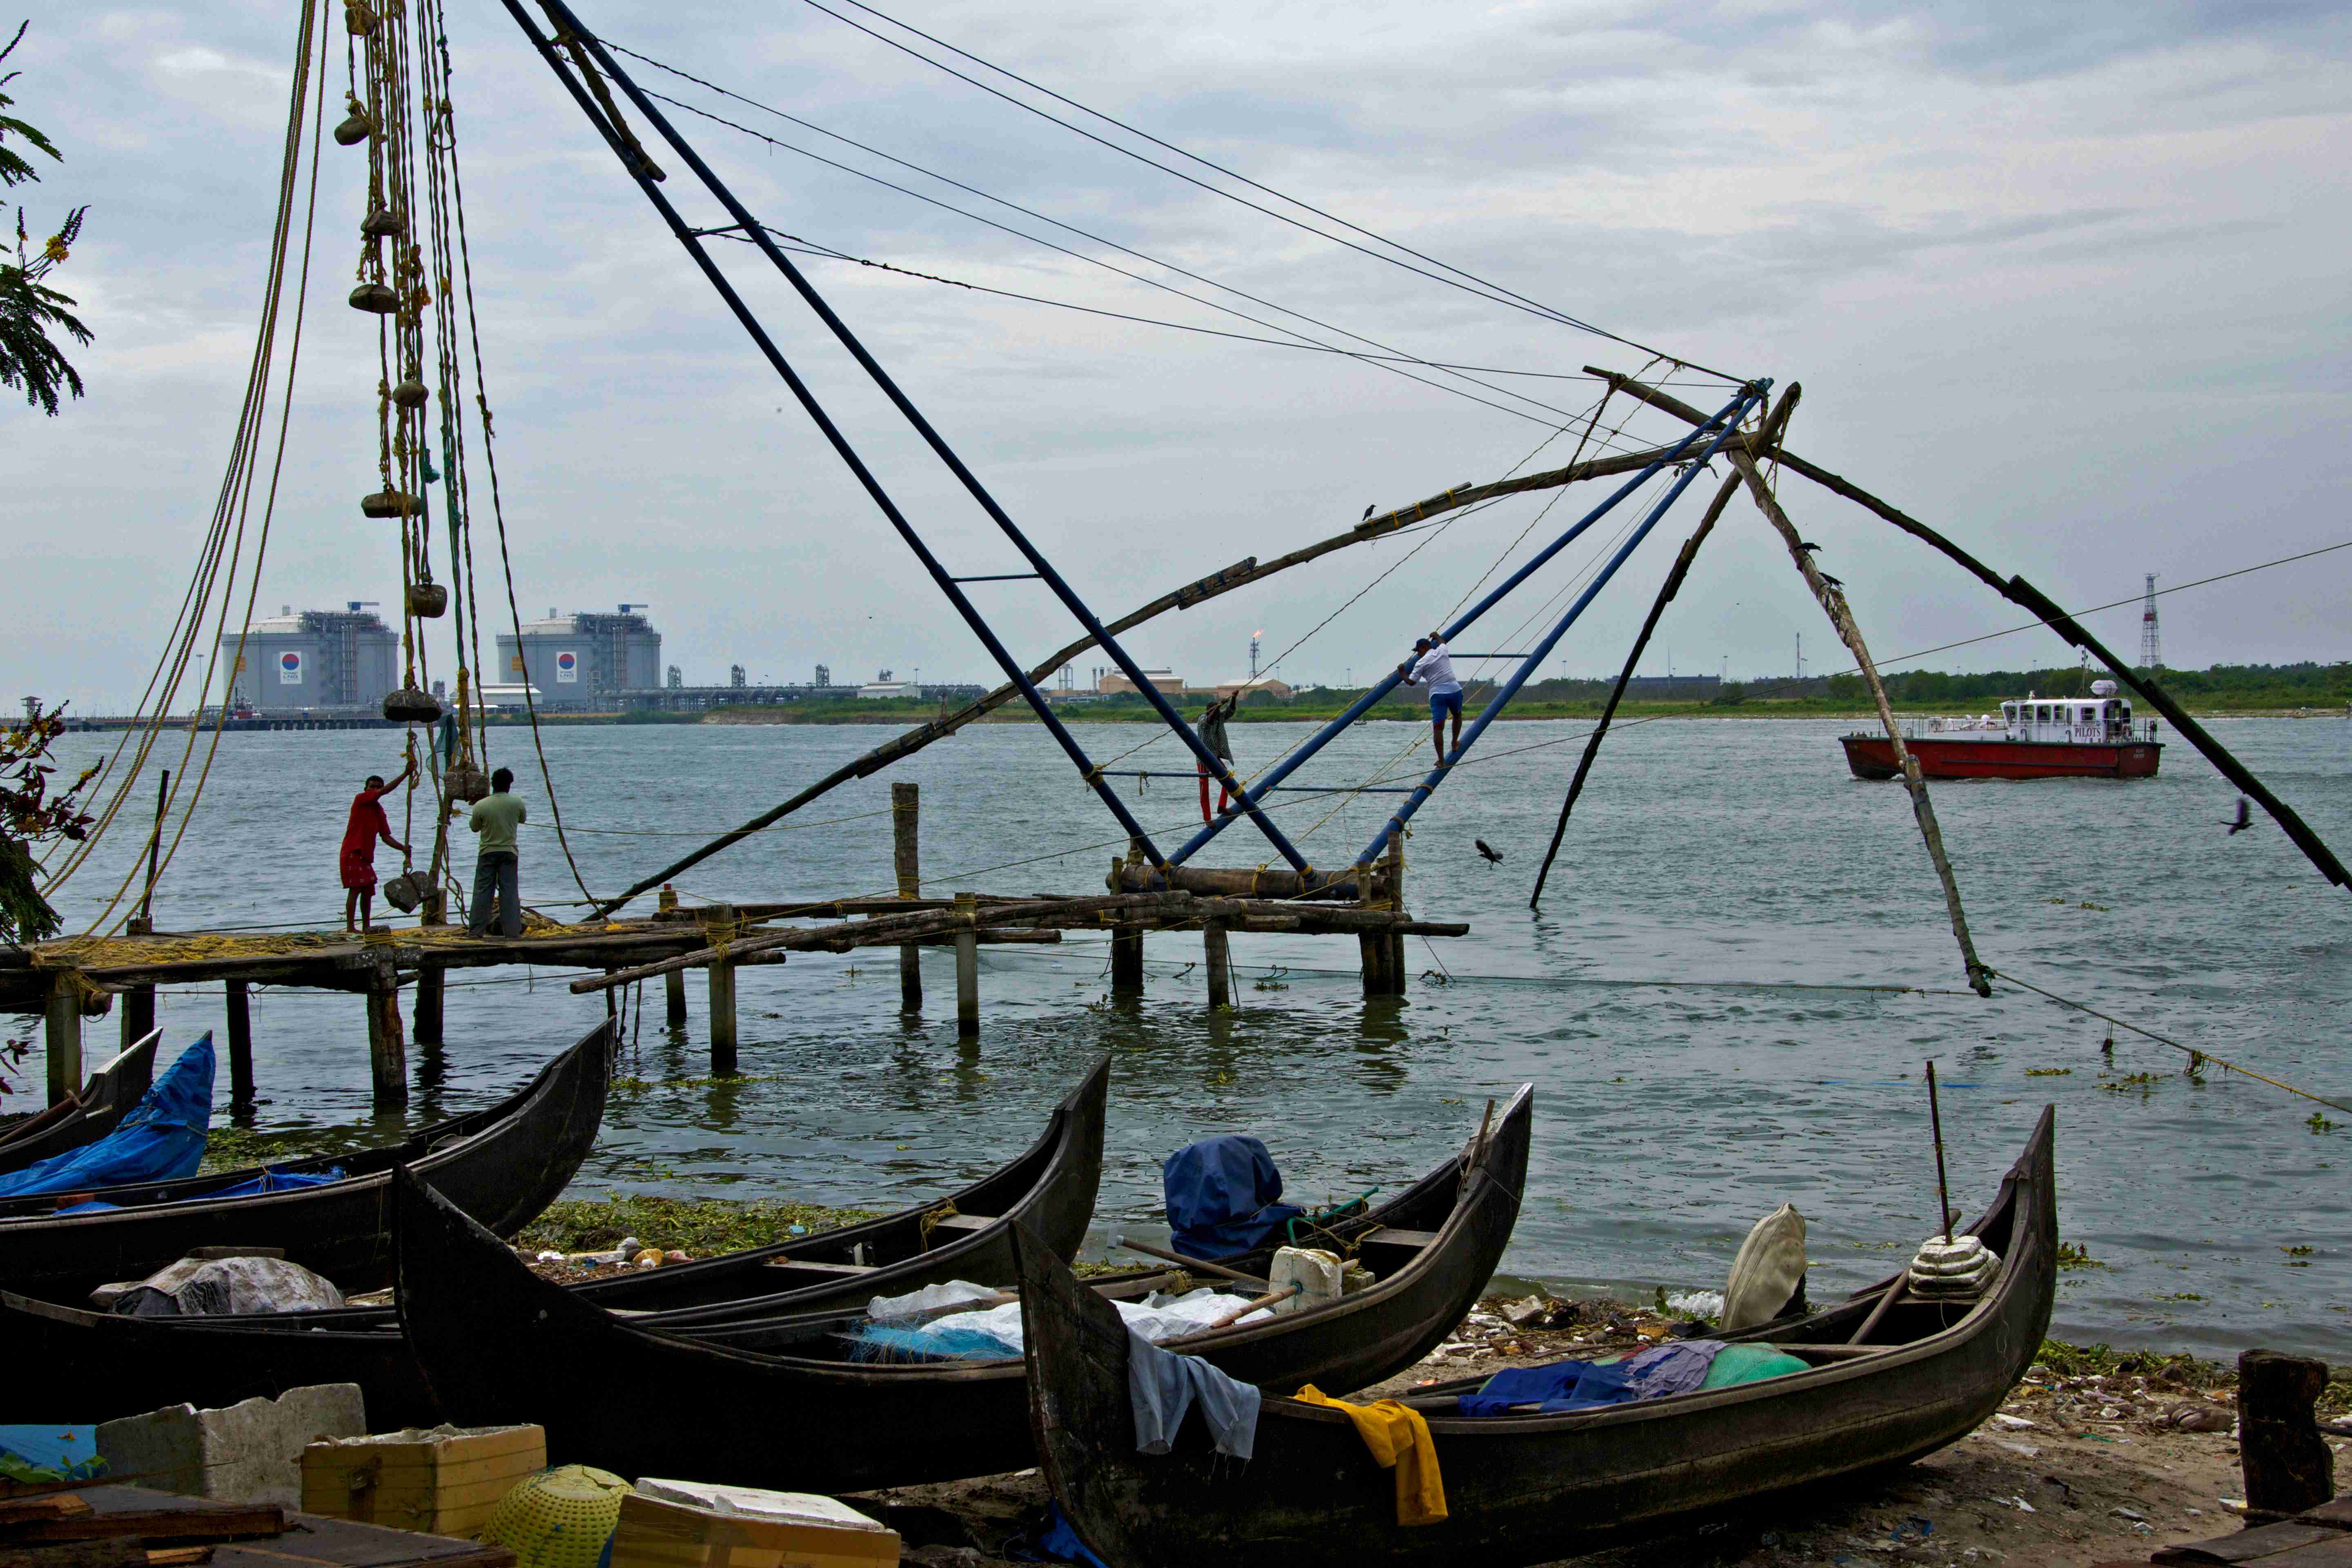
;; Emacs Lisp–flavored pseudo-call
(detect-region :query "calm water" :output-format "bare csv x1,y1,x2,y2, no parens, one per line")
40,713,2352,1359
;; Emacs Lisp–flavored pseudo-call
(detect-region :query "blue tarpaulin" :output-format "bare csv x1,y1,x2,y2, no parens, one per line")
1162,1134,1303,1261
0,1036,214,1199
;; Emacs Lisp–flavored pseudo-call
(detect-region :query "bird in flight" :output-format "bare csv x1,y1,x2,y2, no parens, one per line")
2225,797,2251,835
1475,839,1503,866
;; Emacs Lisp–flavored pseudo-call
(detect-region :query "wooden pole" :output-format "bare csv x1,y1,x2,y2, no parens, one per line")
140,768,169,927
1203,918,1231,1010
225,980,254,1104
365,957,407,1112
1110,840,1145,991
893,782,922,1014
120,982,155,1056
1926,1060,1954,1242
2238,1349,2335,1520
1358,857,1396,998
44,972,81,1107
412,887,445,1047
707,902,738,1074
954,891,980,1037
658,885,688,1026
1384,833,1407,996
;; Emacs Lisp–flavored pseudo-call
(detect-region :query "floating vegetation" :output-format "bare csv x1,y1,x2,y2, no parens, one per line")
2154,1292,2205,1303
517,1192,883,1256
2056,1241,2106,1271
2025,1067,2073,1078
2098,1072,2167,1094
2310,1111,2343,1133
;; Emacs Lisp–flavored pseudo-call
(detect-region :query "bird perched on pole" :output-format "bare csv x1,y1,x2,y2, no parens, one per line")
1362,503,1375,521
2225,797,2251,835
1819,572,1845,588
1475,839,1503,866
1796,541,1822,553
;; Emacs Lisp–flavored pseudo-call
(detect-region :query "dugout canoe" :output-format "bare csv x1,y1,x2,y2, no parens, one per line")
0,1020,614,1300
1021,1105,2058,1568
394,1085,1533,1493
0,1029,161,1176
0,1054,1108,1424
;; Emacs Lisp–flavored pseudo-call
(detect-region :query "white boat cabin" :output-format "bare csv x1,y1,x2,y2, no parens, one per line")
2002,681,2135,744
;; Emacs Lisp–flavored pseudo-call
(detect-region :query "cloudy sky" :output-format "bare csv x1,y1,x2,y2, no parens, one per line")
8,0,2348,710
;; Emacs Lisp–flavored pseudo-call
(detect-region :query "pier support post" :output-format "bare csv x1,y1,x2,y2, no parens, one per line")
412,888,445,1047
894,782,923,1014
1110,923,1144,991
1358,855,1401,998
225,980,254,1104
659,885,688,1027
707,902,739,1074
1203,919,1232,1010
120,913,154,1053
2239,1349,2334,1519
45,972,81,1107
365,957,407,1113
954,891,980,1038
1384,835,1408,996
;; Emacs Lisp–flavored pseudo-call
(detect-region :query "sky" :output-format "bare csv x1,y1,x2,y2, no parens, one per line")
7,0,2350,712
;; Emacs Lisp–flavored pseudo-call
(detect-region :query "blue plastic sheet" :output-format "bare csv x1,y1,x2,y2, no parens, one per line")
0,1036,214,1199
1161,1134,1303,1261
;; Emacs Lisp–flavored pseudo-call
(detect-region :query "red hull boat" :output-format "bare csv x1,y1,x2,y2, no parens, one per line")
1842,682,2163,780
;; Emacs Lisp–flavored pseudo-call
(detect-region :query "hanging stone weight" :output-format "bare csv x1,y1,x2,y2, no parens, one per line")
407,582,448,619
390,379,429,409
443,763,490,804
381,872,424,914
349,282,399,314
344,2,377,36
361,207,404,240
361,490,421,519
383,686,441,724
333,110,375,147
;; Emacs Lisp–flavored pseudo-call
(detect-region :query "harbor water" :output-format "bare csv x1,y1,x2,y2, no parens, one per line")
40,713,2352,1359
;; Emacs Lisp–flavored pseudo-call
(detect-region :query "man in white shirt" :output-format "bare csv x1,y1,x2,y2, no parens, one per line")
1397,633,1464,762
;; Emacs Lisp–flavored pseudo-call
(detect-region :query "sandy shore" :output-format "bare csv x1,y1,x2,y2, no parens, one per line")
852,1292,2349,1568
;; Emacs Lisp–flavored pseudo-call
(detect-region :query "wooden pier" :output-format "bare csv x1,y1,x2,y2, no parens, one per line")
2,787,1462,1112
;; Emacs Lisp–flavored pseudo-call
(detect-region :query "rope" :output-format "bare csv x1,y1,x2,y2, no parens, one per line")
1987,967,2350,1116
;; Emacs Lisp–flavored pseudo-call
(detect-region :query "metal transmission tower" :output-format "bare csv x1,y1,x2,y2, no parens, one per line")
2140,574,2163,669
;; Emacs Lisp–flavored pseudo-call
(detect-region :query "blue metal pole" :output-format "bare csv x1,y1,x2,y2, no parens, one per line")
505,0,1174,862
1166,384,1760,867
546,3,1312,873
1352,385,1766,866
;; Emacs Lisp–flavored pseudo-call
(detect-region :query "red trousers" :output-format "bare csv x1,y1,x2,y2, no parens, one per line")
1198,761,1232,823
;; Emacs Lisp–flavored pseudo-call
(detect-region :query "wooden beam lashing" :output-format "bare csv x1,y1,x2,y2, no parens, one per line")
893,782,922,1015
2239,1348,2335,1520
364,958,406,1112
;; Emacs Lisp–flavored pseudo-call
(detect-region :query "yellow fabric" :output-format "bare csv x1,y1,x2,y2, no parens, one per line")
1294,1385,1447,1527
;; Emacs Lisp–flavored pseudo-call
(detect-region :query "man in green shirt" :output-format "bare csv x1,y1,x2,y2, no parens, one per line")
466,768,527,938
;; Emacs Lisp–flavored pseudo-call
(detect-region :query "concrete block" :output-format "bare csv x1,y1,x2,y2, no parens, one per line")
97,1383,366,1507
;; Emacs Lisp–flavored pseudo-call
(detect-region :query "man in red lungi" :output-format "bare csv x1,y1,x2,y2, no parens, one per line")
341,761,414,933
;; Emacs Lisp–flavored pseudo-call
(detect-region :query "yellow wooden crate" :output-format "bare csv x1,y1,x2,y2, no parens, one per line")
610,1489,898,1568
301,1423,546,1539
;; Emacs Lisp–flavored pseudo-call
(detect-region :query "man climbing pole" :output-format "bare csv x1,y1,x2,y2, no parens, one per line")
1398,633,1463,763
340,761,414,933
1197,692,1239,822
466,766,527,938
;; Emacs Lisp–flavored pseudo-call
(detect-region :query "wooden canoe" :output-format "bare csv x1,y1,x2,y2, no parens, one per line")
0,1029,161,1176
393,1085,1533,1493
0,1053,1107,1425
1021,1105,2058,1568
0,1020,613,1300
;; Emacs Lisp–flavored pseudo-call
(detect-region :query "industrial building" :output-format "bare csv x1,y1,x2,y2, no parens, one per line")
494,605,663,710
220,604,399,715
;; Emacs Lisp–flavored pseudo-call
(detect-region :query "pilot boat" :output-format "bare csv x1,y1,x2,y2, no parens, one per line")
1841,679,2162,780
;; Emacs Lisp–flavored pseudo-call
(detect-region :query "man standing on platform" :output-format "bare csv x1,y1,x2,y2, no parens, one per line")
340,761,413,933
1196,692,1240,822
466,767,527,938
1399,632,1464,762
